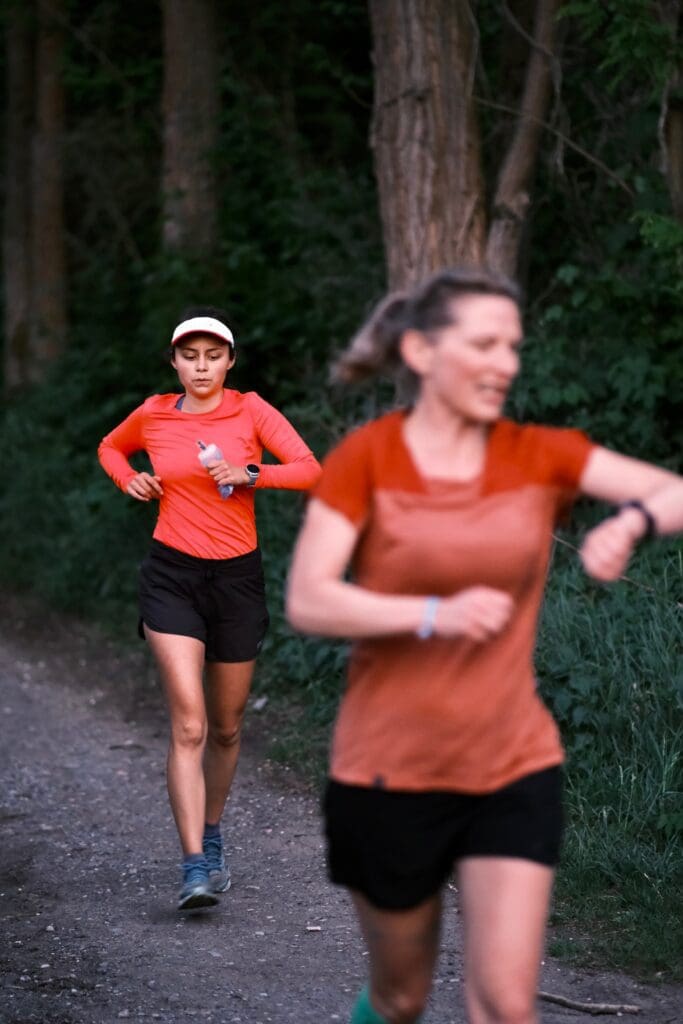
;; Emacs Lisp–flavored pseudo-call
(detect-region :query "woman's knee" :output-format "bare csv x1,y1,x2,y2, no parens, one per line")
170,717,207,750
207,719,242,749
467,985,537,1024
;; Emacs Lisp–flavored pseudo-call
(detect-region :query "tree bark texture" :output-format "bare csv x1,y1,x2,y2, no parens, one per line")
369,0,486,290
658,1,683,222
161,0,220,254
30,0,67,373
485,0,562,275
3,6,34,391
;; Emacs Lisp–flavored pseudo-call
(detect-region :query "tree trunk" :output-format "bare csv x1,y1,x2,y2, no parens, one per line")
486,0,561,275
368,0,486,290
30,0,67,374
3,4,34,392
161,0,220,255
659,1,683,223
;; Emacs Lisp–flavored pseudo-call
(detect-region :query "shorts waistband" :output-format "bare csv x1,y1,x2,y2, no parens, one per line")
148,539,262,574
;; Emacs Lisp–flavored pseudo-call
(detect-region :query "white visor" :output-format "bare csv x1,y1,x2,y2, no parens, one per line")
171,316,235,348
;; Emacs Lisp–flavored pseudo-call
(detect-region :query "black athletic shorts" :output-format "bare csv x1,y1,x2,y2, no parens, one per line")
138,540,269,662
324,766,563,910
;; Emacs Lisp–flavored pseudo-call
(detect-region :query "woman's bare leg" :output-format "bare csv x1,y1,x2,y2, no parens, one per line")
203,659,255,823
144,627,207,855
351,890,442,1024
458,856,554,1024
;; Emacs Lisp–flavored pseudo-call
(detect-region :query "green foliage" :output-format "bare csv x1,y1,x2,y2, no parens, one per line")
511,212,683,461
560,0,681,93
538,538,683,977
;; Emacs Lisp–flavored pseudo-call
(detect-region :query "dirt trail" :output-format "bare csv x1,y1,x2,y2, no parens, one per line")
0,595,680,1024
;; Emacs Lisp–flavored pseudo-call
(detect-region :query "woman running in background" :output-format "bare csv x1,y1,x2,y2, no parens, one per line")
286,268,683,1024
99,306,321,911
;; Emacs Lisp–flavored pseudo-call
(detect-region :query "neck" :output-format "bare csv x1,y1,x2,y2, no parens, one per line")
180,389,224,414
403,398,491,481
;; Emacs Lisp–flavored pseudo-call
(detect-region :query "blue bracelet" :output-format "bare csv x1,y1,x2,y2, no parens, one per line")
417,596,440,639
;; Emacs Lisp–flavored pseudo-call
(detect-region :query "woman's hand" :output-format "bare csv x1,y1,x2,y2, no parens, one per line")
435,587,514,643
206,459,250,488
126,472,164,502
579,509,644,581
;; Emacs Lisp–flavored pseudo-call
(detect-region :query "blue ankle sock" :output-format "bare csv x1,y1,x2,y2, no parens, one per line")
350,987,388,1024
203,822,221,839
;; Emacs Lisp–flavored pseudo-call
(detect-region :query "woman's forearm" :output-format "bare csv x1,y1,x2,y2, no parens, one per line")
286,576,427,639
643,479,683,536
258,454,321,490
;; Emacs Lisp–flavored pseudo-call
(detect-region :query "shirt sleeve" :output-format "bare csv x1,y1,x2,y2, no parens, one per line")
534,425,595,518
97,403,147,493
311,424,375,526
248,393,322,490
537,426,594,488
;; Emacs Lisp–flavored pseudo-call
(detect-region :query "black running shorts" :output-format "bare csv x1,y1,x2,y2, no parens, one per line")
324,766,563,910
138,540,269,662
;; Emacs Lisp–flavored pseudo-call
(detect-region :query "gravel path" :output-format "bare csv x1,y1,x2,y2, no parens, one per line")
1,596,680,1023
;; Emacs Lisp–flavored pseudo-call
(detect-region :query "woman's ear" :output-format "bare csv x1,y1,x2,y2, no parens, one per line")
399,329,435,378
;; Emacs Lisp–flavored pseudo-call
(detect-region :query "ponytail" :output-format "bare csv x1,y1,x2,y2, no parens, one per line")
331,266,521,392
331,292,411,384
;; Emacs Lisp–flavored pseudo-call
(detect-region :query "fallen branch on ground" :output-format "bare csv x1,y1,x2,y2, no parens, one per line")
538,990,641,1015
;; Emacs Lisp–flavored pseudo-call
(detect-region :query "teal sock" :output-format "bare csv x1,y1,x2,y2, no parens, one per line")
350,987,388,1024
203,822,221,839
350,985,423,1024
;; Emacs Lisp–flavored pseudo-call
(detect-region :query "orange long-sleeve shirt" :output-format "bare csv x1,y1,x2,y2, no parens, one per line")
98,389,321,558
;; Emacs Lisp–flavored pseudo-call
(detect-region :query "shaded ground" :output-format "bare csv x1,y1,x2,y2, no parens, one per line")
1,594,681,1024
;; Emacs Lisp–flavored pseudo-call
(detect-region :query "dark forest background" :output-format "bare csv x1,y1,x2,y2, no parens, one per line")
0,0,681,978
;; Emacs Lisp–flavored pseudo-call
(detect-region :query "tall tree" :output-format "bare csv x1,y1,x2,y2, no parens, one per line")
368,0,561,288
485,0,560,272
30,0,67,374
659,0,683,222
161,0,220,255
369,0,486,289
3,3,34,391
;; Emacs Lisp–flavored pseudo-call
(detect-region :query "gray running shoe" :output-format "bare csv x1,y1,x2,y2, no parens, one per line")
177,861,219,911
203,833,231,893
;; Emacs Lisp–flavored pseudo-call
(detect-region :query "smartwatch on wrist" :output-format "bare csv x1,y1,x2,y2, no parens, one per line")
245,463,260,488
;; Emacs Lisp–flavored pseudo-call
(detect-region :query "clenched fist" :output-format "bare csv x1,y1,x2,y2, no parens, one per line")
434,586,514,643
126,472,164,502
579,508,645,581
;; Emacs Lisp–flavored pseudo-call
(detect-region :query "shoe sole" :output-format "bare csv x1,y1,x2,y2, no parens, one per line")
177,889,219,912
209,875,231,894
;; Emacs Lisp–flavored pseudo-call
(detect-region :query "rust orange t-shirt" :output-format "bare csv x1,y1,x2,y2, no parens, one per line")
98,389,321,559
312,410,595,794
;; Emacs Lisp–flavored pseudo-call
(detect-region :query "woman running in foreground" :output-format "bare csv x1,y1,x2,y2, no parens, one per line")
286,268,683,1024
99,306,321,910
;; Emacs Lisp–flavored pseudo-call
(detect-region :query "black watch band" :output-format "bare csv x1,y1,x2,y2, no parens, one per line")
617,499,656,540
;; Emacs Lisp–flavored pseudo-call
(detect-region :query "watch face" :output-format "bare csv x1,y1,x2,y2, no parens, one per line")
246,463,260,475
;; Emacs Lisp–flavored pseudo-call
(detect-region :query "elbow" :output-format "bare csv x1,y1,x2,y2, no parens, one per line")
304,459,323,490
284,585,306,632
305,456,325,487
285,577,318,634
